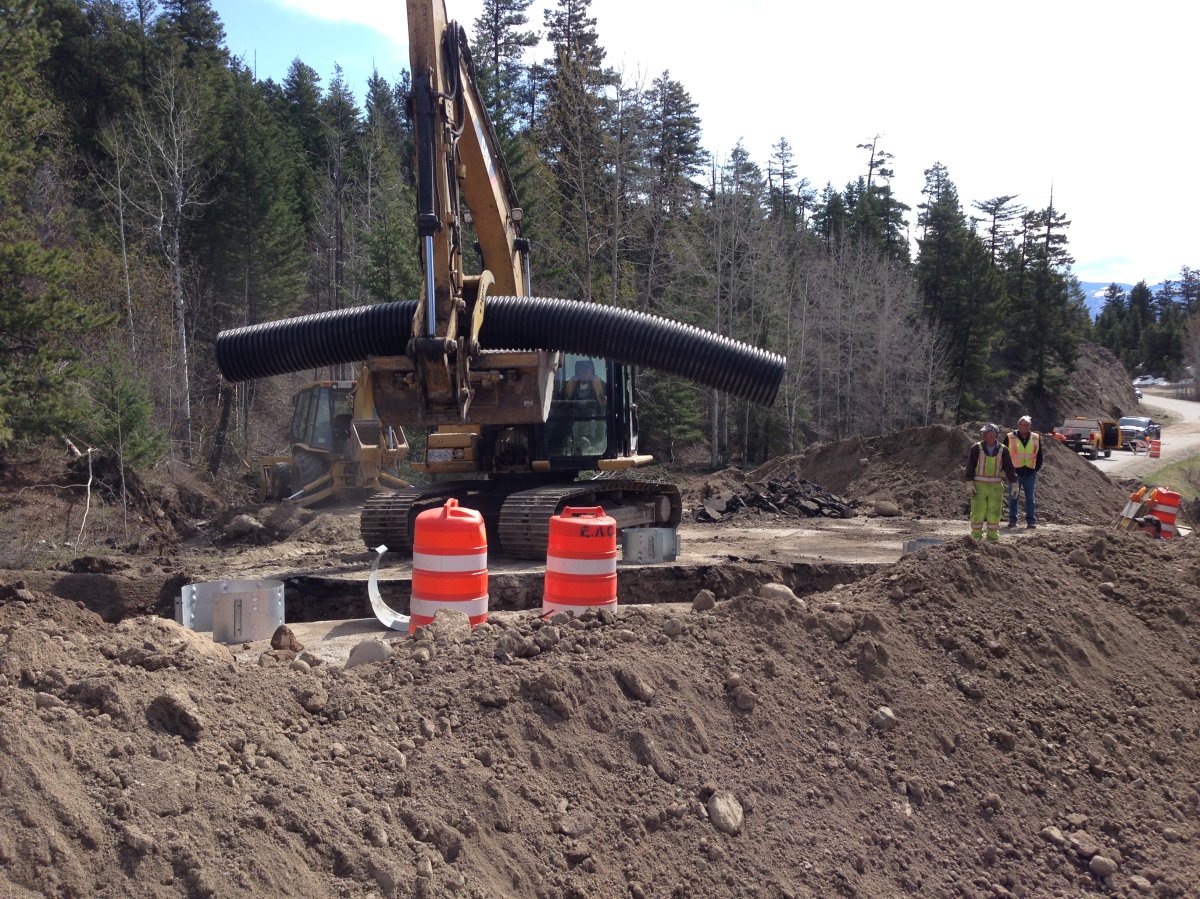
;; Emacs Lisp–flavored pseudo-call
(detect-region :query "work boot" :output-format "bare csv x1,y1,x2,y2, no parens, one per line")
1026,523,1037,530
1005,521,1017,529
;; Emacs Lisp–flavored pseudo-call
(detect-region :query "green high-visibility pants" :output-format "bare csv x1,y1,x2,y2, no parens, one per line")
970,482,1004,541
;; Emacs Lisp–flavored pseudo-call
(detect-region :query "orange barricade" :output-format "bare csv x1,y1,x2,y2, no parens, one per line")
1149,439,1162,458
543,507,618,617
409,498,488,633
1150,488,1181,539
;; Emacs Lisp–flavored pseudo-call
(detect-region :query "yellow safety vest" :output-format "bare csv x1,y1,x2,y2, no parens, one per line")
1007,432,1039,470
974,443,1004,483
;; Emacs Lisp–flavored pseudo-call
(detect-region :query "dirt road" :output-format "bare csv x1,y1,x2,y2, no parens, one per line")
1087,392,1200,477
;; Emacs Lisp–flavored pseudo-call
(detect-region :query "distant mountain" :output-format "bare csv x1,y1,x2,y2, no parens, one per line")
1077,281,1167,319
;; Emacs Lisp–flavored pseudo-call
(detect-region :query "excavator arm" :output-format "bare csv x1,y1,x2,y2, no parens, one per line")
407,0,529,419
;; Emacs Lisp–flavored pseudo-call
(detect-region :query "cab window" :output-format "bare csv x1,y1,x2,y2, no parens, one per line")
549,354,608,456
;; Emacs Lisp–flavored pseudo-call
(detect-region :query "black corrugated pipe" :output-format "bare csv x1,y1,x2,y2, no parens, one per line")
215,297,786,407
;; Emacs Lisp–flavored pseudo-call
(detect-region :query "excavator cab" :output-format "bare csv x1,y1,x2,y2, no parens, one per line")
544,355,639,465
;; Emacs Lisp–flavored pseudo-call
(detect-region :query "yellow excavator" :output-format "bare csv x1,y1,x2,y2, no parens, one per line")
216,0,785,557
257,372,408,505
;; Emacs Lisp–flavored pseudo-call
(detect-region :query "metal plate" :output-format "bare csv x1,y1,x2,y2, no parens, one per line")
177,580,285,644
621,528,679,564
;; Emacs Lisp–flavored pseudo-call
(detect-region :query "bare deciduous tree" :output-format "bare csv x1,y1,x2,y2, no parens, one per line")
122,60,212,460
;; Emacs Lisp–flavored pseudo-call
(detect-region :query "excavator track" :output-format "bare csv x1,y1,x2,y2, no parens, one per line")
497,479,683,559
361,478,683,559
360,483,475,551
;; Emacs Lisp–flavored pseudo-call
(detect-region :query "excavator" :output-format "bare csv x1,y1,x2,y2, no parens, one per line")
215,0,786,558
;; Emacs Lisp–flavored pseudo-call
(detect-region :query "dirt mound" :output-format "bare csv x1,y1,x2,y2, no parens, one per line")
752,424,1129,524
1,528,1197,898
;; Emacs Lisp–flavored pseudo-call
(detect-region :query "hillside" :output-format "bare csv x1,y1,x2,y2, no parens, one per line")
997,341,1139,428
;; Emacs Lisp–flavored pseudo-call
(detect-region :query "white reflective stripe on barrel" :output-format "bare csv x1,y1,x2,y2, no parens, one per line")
546,555,618,576
412,551,487,573
1153,503,1178,514
541,599,615,616
410,595,489,618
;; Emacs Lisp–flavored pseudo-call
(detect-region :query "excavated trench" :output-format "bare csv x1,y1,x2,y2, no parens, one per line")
279,557,880,623
0,551,882,628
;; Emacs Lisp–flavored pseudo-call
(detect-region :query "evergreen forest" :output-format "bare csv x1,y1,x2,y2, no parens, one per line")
3,0,1198,475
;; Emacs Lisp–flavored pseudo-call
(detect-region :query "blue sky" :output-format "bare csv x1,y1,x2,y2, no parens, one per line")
210,0,1199,287
213,0,409,92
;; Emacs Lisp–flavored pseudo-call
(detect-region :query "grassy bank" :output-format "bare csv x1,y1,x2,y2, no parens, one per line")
1144,455,1200,501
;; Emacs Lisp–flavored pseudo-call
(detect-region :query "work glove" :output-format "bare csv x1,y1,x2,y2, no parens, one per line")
968,483,977,497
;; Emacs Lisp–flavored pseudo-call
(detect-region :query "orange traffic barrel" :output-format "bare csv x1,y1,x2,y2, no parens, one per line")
410,498,488,633
1149,439,1162,458
1150,488,1181,539
543,507,618,616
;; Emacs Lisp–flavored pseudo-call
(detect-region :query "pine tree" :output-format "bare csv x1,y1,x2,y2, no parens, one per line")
202,61,307,328
0,1,104,445
971,195,1025,266
359,72,420,303
318,65,362,311
155,0,226,67
1004,198,1079,393
914,163,1004,419
636,71,705,312
537,0,614,301
471,0,538,138
849,136,909,262
282,59,324,232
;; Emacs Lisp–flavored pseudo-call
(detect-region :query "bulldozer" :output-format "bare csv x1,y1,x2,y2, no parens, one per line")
257,373,408,506
215,0,786,557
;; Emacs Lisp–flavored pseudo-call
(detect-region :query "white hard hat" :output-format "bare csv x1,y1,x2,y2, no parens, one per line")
1018,415,1032,425
981,423,999,435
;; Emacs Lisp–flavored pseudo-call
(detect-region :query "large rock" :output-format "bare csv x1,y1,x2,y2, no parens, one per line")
224,514,265,540
707,791,744,835
421,609,474,644
145,690,205,741
270,624,303,652
757,582,800,603
822,612,857,643
345,639,393,669
874,500,901,517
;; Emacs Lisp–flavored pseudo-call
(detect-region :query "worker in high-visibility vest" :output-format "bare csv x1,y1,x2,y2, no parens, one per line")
1005,414,1043,529
964,423,1017,541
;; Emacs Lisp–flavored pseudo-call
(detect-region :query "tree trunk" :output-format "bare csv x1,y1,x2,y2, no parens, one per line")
207,384,234,476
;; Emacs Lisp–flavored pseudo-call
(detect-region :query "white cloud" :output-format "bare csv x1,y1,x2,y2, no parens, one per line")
275,0,409,42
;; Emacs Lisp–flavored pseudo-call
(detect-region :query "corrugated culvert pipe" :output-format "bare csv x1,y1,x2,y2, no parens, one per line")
215,297,786,406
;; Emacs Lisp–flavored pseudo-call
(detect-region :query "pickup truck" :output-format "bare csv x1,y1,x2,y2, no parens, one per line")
1051,418,1120,459
1117,415,1161,449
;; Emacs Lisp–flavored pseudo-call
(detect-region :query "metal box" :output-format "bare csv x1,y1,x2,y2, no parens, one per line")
177,579,285,644
621,527,679,564
901,538,944,556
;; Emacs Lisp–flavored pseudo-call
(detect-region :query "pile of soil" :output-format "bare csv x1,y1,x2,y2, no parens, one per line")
692,473,857,523
1,528,1196,898
751,424,1129,525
